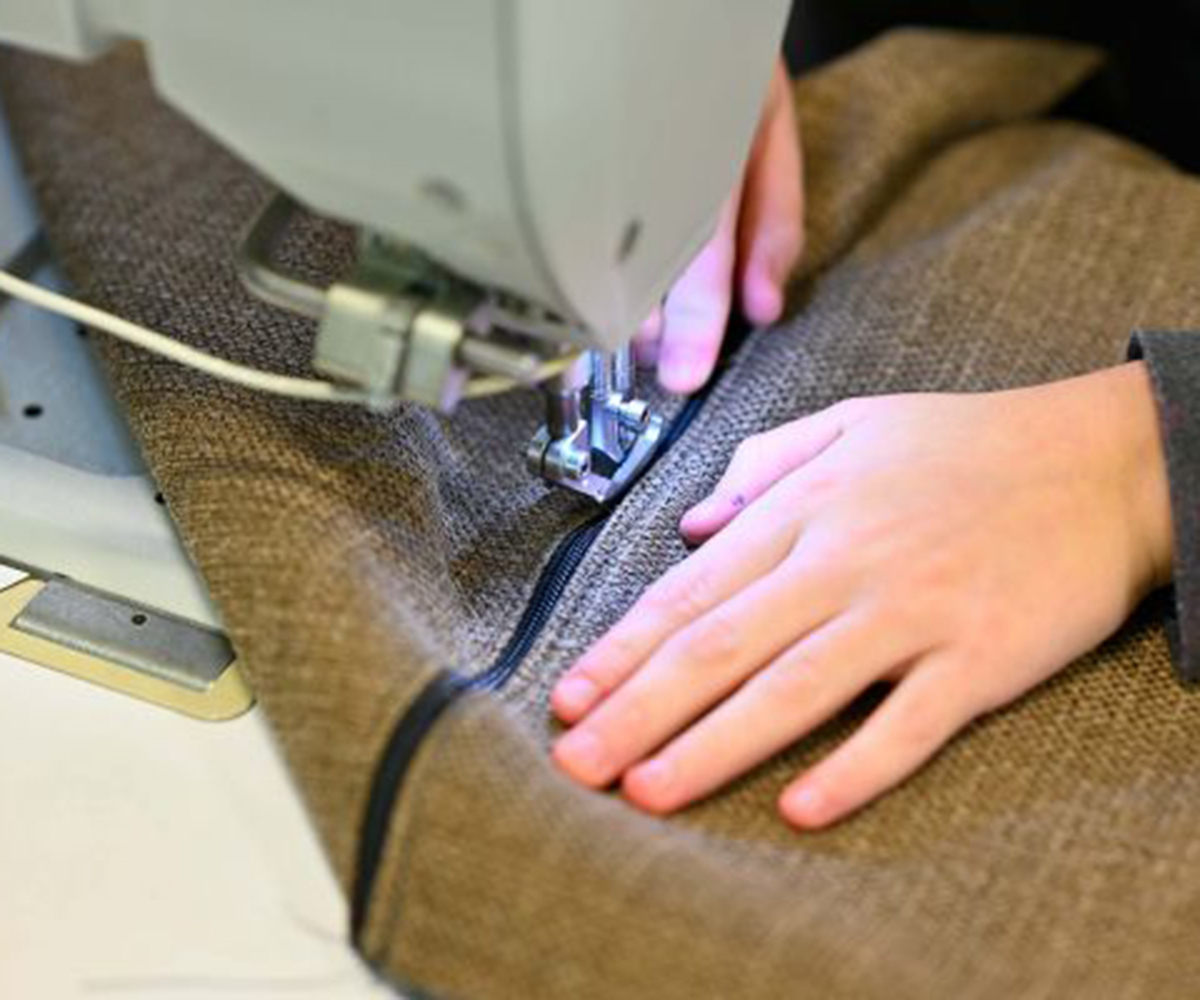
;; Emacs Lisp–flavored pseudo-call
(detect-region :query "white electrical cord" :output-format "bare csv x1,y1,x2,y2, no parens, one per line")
0,266,587,405
0,267,381,405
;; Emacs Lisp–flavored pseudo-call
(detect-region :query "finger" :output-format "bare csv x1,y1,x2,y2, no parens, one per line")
619,608,925,814
554,551,845,789
656,190,741,395
633,307,663,367
550,502,799,725
681,409,844,542
737,62,805,327
779,652,972,829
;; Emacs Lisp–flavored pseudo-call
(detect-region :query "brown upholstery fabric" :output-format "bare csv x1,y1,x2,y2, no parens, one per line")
5,28,1200,999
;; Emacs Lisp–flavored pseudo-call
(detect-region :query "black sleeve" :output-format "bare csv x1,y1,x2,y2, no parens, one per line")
1128,331,1200,684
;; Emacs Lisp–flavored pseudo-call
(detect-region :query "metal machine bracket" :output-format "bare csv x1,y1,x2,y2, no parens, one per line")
0,570,251,721
236,193,582,412
0,103,249,719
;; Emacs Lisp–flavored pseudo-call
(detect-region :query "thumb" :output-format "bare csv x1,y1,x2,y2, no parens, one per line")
738,60,805,327
657,190,741,394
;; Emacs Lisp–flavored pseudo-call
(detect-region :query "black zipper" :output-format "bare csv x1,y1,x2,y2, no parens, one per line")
353,329,741,950
467,386,711,692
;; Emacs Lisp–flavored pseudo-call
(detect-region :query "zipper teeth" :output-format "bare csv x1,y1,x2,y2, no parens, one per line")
467,518,606,691
469,390,709,692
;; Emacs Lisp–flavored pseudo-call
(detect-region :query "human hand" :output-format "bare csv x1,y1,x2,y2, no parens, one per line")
551,364,1174,828
638,59,805,395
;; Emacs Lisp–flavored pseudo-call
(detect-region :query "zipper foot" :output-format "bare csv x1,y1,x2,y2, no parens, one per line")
527,346,664,504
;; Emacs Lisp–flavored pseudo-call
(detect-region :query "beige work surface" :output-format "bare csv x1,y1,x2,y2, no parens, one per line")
0,639,393,1000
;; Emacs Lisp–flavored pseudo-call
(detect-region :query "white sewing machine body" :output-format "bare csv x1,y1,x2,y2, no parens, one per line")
3,0,786,348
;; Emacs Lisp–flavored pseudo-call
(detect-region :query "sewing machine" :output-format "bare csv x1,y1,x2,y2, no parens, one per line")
0,2,790,994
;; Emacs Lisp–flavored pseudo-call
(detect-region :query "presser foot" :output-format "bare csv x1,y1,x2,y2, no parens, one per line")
526,347,664,504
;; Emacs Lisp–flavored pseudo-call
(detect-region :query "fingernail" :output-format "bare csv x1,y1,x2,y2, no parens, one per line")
682,498,718,525
553,675,600,717
629,758,676,803
782,784,826,825
683,493,744,532
638,758,676,787
658,343,706,392
660,361,699,395
554,729,611,784
746,278,783,326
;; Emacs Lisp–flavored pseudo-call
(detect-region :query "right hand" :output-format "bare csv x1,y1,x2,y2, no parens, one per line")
551,365,1174,828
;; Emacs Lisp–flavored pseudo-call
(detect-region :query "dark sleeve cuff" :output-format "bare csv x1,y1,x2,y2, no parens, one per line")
1127,331,1200,684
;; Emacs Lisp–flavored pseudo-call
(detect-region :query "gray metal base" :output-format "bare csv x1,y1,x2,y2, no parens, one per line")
0,102,224,633
0,279,221,628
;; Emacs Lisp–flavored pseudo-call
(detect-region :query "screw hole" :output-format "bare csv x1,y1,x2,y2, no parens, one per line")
417,177,467,213
22,404,43,419
131,613,148,627
616,219,642,264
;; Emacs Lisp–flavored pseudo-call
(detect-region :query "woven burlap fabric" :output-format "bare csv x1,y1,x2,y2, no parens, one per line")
5,27,1200,999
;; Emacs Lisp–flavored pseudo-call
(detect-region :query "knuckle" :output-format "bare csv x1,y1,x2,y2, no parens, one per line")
873,590,933,639
595,628,643,674
796,469,842,507
682,567,725,617
679,609,743,666
887,696,951,755
638,583,678,620
899,555,969,617
642,569,685,608
765,655,823,705
643,567,715,622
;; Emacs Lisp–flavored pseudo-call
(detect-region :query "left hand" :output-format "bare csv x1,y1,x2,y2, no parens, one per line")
550,364,1174,829
637,59,805,394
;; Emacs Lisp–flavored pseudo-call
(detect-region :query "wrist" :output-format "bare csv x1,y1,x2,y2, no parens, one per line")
1110,361,1174,594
